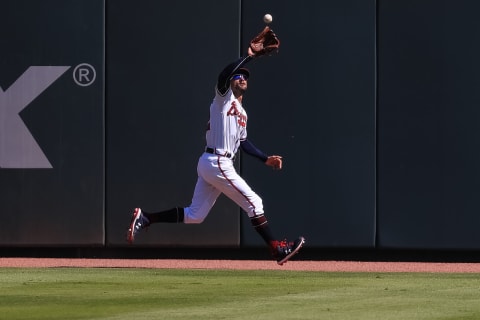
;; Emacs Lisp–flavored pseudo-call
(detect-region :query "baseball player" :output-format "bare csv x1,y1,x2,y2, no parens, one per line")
127,27,305,265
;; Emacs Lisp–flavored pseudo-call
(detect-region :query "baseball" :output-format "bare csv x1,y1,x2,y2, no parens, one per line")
263,14,273,24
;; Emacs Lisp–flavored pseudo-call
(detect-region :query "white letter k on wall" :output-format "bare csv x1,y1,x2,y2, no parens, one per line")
0,66,70,168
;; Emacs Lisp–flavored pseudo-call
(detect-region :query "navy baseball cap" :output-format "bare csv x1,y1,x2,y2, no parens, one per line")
231,68,250,79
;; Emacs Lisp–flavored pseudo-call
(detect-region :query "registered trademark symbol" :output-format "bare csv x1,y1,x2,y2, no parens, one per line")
73,63,96,87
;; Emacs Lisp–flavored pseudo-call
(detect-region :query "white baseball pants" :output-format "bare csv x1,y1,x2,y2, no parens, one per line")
183,152,264,224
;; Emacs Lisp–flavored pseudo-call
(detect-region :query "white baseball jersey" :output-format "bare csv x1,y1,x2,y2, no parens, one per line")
205,87,247,156
183,85,264,224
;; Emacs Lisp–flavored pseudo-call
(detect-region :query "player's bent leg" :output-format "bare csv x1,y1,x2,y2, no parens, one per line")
184,176,221,224
216,169,264,217
212,166,306,264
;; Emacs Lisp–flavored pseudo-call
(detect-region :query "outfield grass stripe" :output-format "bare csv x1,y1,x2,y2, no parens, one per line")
1,268,480,320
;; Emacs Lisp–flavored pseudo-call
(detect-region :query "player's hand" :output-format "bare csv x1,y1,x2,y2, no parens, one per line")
265,155,283,170
249,26,280,57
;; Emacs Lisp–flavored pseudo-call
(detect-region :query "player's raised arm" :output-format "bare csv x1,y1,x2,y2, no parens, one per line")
216,26,280,95
216,56,253,95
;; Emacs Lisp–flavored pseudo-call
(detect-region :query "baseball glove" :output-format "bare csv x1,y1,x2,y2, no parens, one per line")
249,26,280,57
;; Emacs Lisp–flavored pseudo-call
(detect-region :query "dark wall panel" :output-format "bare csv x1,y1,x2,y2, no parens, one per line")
0,0,105,245
377,0,480,249
240,0,377,247
106,0,242,246
5,0,480,251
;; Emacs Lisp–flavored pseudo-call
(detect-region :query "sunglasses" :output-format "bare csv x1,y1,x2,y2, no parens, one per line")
231,74,247,81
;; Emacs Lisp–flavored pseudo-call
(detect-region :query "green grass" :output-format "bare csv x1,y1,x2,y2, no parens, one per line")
1,268,480,320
